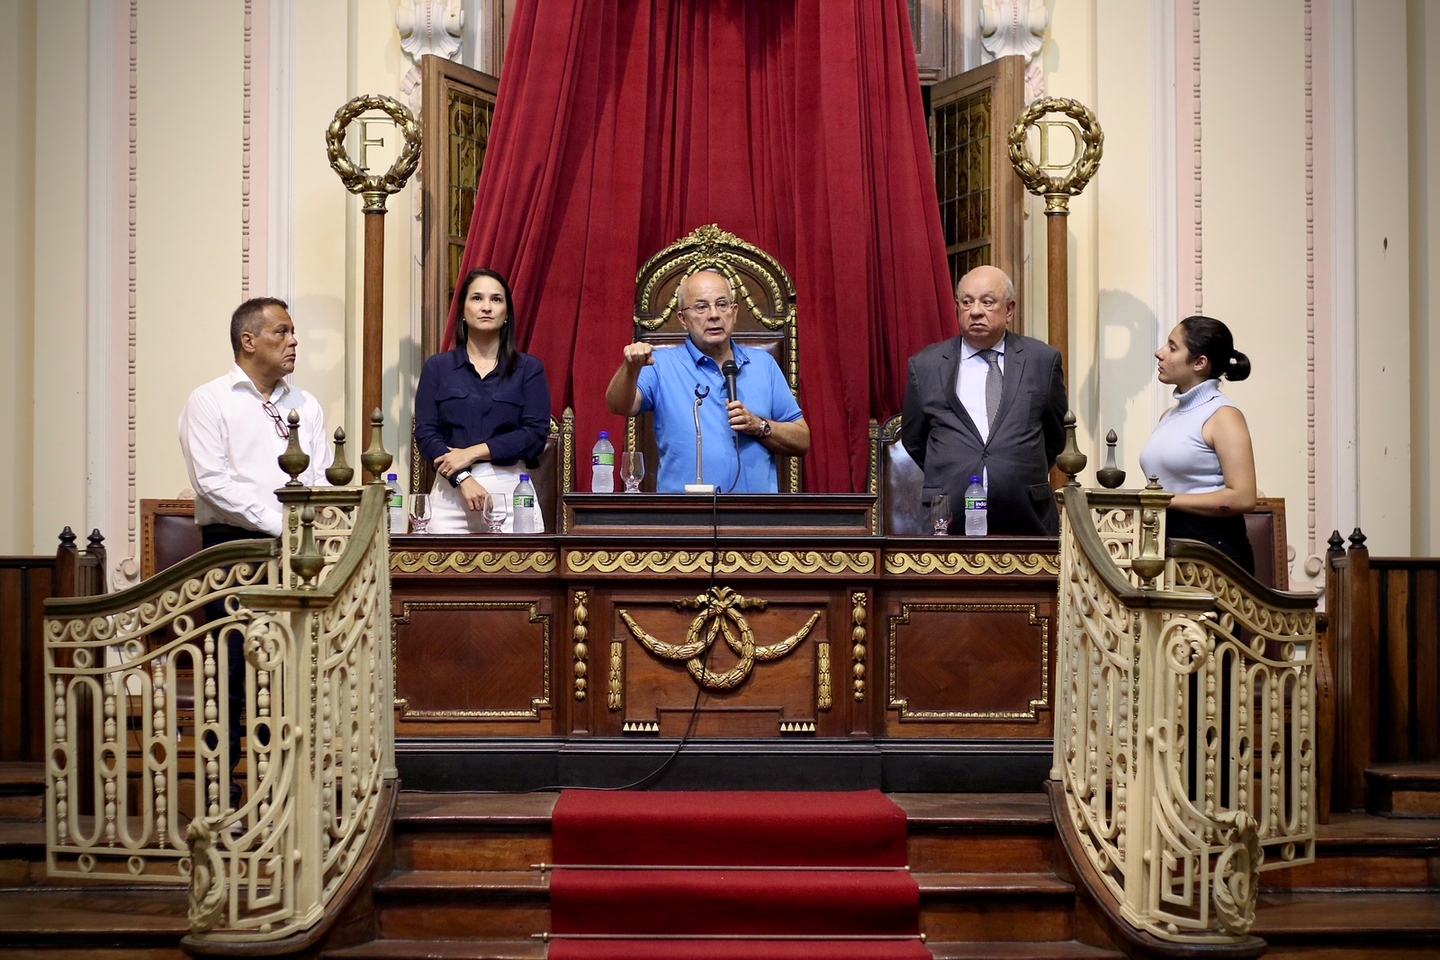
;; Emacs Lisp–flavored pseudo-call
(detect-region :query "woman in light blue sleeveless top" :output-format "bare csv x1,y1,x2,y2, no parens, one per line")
1138,316,1257,573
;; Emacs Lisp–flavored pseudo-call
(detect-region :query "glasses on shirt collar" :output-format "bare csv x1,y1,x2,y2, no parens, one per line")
261,401,291,440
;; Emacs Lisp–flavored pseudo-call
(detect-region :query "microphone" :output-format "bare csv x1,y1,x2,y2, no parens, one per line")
685,385,715,494
722,360,739,405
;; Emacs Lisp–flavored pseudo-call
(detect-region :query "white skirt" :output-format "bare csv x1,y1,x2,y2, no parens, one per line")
428,462,544,535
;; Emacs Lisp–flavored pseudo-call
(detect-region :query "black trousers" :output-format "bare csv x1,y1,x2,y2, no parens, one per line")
201,523,273,806
1165,510,1255,575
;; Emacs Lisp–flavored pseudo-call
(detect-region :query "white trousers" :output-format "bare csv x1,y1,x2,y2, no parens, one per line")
428,462,544,534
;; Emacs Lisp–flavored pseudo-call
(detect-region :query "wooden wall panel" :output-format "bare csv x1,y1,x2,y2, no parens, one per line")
1417,569,1439,759
0,561,54,761
393,599,555,729
881,584,1057,740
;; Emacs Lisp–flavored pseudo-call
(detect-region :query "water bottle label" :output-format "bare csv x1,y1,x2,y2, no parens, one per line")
390,495,403,508
593,454,615,466
515,495,535,508
964,496,986,511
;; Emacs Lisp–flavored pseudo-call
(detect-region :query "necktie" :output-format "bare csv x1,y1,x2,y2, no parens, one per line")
979,348,1002,429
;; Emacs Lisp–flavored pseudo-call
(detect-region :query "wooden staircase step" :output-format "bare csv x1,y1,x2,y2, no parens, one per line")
325,939,546,960
1366,762,1440,818
0,762,46,820
1252,890,1440,939
926,942,1124,959
396,792,558,827
0,761,45,788
0,886,189,949
377,869,549,898
917,871,1075,897
1261,812,1440,890
897,794,1056,875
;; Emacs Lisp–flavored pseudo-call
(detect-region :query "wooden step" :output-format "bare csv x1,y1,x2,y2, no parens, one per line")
0,818,45,886
325,940,545,960
895,794,1057,875
375,869,549,942
1366,762,1440,818
918,870,1078,941
1260,812,1440,891
393,793,555,873
0,885,189,954
0,762,46,820
926,943,1124,959
1252,890,1440,956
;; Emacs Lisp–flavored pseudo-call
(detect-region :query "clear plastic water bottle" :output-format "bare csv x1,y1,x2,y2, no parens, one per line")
512,474,537,534
591,431,615,493
387,473,406,534
963,475,988,536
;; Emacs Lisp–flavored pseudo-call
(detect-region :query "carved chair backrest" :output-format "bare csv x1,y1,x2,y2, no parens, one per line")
629,224,801,492
869,415,926,535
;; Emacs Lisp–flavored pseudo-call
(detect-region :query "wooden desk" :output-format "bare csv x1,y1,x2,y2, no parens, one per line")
389,495,1060,790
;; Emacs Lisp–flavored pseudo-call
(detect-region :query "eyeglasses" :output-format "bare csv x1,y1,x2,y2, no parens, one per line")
958,296,1004,312
683,299,737,315
261,401,290,439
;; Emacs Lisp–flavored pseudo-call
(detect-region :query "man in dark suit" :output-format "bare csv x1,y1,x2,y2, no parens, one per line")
901,265,1068,535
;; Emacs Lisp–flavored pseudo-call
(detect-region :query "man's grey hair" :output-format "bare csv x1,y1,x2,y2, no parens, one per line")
678,269,735,310
955,268,1016,304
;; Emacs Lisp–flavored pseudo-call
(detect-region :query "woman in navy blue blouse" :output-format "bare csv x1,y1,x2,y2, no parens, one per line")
415,268,551,533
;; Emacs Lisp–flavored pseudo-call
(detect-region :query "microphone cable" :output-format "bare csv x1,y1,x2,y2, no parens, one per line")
520,404,727,794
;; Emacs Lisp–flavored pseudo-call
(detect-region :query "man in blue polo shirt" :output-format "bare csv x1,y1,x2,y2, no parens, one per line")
606,269,809,492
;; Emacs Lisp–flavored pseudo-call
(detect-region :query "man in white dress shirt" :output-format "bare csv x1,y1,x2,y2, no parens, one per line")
900,266,1068,535
178,297,332,805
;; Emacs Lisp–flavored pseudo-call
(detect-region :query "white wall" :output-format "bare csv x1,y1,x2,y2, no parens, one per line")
32,0,88,551
134,0,244,505
1199,0,1311,562
0,0,36,554
1410,0,1440,553
1355,1,1413,554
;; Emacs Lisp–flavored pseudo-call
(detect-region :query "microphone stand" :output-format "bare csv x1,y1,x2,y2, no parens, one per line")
684,385,715,494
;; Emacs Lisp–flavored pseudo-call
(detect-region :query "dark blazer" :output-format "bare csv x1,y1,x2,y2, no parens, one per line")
901,331,1068,535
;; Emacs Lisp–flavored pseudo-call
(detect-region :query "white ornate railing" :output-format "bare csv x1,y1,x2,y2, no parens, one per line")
1056,484,1316,944
45,419,396,942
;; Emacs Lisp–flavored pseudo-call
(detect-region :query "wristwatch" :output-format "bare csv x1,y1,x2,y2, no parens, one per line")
451,469,473,487
756,418,772,439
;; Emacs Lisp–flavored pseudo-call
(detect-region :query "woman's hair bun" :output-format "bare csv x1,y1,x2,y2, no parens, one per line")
1225,350,1251,382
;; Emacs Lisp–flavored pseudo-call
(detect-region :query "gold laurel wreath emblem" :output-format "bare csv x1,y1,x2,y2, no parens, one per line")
1007,96,1104,201
619,586,819,692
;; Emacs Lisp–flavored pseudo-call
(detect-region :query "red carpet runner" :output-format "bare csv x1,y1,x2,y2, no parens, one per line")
548,790,931,960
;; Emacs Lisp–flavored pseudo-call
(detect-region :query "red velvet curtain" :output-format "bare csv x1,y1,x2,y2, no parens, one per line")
443,0,957,492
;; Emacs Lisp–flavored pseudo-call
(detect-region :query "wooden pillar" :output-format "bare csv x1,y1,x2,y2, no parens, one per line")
1045,200,1069,384
362,198,387,482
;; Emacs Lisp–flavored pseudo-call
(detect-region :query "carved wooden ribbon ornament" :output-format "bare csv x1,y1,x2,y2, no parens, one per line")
619,586,819,692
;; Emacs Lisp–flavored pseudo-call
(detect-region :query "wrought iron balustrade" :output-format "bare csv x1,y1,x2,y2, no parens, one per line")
45,474,395,942
1055,484,1317,944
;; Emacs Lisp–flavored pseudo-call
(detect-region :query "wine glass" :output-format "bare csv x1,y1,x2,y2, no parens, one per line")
408,493,430,534
620,451,645,493
481,493,508,534
929,494,952,536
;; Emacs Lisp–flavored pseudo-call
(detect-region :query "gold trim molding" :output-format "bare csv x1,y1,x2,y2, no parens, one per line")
888,602,1050,721
884,551,1059,577
391,600,552,719
567,549,873,576
572,590,589,702
392,549,558,575
851,591,867,703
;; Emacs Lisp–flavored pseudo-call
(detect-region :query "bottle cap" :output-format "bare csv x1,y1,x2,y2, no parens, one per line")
388,473,399,481
970,476,981,482
599,431,609,439
519,474,530,481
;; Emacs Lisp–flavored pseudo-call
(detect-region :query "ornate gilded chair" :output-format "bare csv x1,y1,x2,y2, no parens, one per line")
628,224,802,492
869,414,927,535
